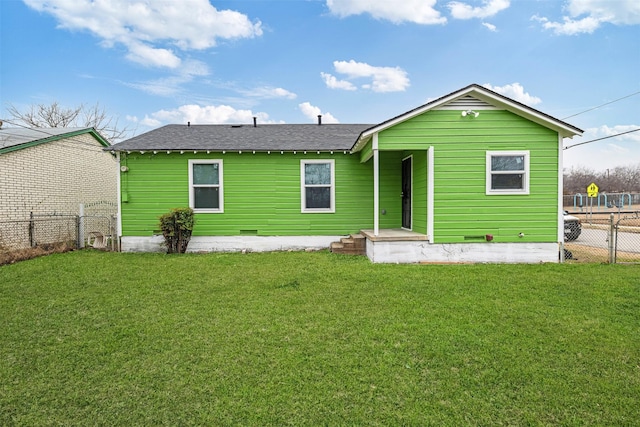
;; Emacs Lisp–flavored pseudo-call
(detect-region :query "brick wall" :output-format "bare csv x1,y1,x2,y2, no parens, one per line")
0,133,118,222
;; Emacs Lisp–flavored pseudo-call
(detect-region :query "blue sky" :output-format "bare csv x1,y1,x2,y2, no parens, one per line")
1,0,639,172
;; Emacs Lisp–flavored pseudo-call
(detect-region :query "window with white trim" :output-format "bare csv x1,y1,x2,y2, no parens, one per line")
486,151,529,195
301,160,335,213
189,159,223,212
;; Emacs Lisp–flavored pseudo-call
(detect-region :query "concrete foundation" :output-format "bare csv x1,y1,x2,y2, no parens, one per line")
120,235,341,253
366,240,560,263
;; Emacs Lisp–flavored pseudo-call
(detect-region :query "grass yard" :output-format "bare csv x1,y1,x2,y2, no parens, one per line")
1,251,639,426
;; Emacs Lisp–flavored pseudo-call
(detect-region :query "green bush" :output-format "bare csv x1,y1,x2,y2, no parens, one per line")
158,208,194,253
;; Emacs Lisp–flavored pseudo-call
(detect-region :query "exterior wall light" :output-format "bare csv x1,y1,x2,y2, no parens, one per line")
461,110,480,118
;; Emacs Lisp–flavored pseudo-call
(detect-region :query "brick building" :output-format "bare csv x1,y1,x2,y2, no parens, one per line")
0,127,117,222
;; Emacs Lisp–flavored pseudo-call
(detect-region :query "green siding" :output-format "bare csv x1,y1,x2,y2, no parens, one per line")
377,110,560,243
121,108,562,243
120,152,374,236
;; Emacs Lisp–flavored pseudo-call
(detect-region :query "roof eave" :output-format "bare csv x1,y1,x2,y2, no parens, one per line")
350,84,583,152
107,148,355,154
469,89,583,138
0,127,110,155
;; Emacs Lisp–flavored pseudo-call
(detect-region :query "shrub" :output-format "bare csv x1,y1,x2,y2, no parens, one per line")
158,208,194,254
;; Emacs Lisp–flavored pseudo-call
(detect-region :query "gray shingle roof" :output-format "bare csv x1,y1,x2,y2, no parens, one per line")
107,124,375,152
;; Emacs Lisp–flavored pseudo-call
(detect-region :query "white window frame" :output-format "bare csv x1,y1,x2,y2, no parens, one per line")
301,159,335,213
486,151,530,195
188,159,224,213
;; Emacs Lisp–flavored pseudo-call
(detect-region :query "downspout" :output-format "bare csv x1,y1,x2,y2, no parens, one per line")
373,133,379,236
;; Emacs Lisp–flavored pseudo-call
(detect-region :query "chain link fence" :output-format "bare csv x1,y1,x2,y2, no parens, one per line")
613,213,640,264
0,211,117,264
563,211,640,264
0,214,78,251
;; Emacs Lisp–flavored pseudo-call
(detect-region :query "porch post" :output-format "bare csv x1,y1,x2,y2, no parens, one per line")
373,133,379,236
427,146,434,243
557,134,564,243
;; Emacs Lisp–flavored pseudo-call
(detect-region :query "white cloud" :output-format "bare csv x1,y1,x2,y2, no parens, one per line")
565,0,640,25
328,60,410,93
482,22,497,32
124,59,210,96
244,87,297,100
142,105,271,126
321,72,357,91
533,0,640,35
483,83,542,106
125,42,181,69
126,77,186,97
23,0,262,68
326,0,446,25
448,0,510,19
532,15,601,35
564,125,640,170
586,125,640,143
140,116,162,127
298,102,339,123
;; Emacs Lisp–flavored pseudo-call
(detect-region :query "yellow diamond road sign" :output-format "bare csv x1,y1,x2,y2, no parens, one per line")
587,182,599,198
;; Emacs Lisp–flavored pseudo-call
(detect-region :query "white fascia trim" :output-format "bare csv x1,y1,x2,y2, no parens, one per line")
359,87,479,140
472,92,583,138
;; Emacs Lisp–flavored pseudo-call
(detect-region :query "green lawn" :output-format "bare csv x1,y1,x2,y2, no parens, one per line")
1,251,639,426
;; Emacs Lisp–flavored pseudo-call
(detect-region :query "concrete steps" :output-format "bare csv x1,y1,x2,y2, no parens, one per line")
330,233,366,255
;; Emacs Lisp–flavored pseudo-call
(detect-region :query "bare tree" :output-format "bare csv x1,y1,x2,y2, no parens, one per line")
6,102,132,142
563,166,598,194
564,164,640,194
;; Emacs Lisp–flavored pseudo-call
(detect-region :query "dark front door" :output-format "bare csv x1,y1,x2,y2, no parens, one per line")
401,157,412,229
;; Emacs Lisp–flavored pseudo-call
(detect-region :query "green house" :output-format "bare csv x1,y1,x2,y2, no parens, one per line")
108,84,582,263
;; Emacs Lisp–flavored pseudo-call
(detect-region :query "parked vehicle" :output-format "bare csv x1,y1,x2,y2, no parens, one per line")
564,211,581,241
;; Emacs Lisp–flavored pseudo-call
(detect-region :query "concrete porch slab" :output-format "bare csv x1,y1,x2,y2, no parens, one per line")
360,228,429,242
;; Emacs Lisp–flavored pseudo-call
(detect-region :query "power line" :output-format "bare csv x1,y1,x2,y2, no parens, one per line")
564,128,640,150
562,90,640,120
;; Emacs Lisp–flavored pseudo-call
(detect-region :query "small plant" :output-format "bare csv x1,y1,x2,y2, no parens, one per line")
158,208,194,254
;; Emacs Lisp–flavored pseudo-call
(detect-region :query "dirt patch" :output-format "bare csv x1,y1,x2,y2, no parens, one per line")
564,243,640,263
0,242,76,266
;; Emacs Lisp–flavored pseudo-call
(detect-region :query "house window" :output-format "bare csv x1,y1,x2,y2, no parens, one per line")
189,160,223,212
301,160,335,213
486,151,529,195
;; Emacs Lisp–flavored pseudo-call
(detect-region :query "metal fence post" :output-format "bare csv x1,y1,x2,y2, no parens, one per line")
75,215,81,249
78,203,85,249
29,211,35,247
608,213,615,264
